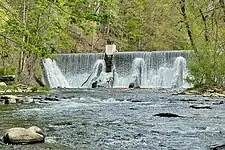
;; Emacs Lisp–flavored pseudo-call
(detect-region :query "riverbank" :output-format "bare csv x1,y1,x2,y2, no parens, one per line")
0,84,50,94
173,85,225,99
0,84,51,105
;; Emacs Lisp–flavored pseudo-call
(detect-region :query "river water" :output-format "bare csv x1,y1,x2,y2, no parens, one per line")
1,88,225,149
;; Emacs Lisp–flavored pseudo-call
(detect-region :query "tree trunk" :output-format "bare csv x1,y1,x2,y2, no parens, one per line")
18,0,27,76
179,0,197,52
199,9,209,42
219,0,225,22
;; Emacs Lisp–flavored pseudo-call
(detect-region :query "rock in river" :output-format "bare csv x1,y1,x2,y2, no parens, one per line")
3,126,45,144
1,95,23,104
154,113,183,117
190,104,212,109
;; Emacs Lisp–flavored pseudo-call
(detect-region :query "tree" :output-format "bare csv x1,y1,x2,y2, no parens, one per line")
0,0,71,82
180,0,225,87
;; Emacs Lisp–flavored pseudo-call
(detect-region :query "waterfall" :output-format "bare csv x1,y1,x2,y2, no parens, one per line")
42,58,70,88
114,58,146,88
172,57,188,88
55,53,104,87
113,51,189,88
131,58,146,87
81,59,106,88
42,51,190,88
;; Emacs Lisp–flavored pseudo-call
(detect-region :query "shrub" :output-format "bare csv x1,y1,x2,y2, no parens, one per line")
186,47,225,88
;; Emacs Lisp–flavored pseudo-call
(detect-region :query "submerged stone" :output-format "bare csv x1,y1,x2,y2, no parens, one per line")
190,105,212,109
180,98,197,102
44,97,59,101
54,121,73,126
130,99,142,102
213,101,224,105
154,113,182,117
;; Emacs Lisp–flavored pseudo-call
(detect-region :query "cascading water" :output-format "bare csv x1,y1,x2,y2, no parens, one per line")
42,58,70,88
55,53,104,87
81,59,106,88
145,56,189,88
113,51,189,88
131,58,146,87
42,51,190,88
172,57,186,88
114,58,146,88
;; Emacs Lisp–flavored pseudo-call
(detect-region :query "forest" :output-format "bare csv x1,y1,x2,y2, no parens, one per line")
0,0,225,88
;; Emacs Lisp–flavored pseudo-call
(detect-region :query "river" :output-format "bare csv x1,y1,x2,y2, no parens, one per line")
1,88,225,149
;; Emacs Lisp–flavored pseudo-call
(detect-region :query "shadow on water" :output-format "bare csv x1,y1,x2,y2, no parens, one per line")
1,88,225,149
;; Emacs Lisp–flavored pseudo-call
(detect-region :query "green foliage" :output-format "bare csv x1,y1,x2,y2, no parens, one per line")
0,83,19,93
30,86,50,92
85,12,113,24
184,0,225,87
0,83,50,93
0,0,191,54
187,46,225,87
0,0,70,58
0,65,16,75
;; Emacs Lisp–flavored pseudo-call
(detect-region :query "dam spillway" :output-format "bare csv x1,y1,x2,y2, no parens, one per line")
42,51,190,88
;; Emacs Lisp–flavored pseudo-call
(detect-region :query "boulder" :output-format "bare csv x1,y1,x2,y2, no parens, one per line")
0,82,7,87
3,126,45,144
92,81,98,88
4,98,17,104
128,82,140,89
129,83,135,88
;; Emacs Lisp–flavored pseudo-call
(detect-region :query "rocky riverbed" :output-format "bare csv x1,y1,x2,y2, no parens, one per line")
1,88,225,149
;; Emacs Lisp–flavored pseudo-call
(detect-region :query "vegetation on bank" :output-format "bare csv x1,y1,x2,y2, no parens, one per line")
0,82,50,94
184,1,225,89
0,0,224,88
